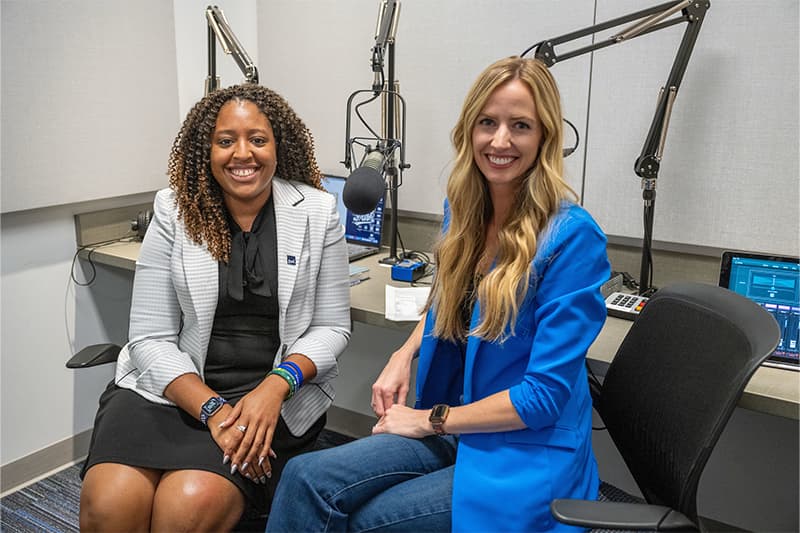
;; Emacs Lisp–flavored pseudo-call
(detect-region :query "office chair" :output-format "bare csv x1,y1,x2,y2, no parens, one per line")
551,282,780,532
67,344,269,532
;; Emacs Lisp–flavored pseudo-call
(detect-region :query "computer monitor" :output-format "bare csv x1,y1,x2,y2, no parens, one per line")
321,174,348,225
719,251,800,370
321,174,386,250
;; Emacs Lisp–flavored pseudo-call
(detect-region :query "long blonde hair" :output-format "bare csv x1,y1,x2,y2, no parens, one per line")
429,56,577,342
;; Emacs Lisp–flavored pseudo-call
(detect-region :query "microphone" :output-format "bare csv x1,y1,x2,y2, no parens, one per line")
343,150,386,214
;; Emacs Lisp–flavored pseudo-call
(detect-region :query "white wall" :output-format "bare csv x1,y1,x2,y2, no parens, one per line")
0,0,257,468
1,196,144,465
583,0,799,256
257,0,594,209
173,0,259,120
257,0,799,256
0,0,180,213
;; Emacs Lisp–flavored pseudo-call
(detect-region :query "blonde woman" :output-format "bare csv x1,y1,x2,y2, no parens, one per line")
267,57,610,532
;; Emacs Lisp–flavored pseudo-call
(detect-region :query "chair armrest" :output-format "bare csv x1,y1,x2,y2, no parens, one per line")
551,499,698,531
66,343,122,369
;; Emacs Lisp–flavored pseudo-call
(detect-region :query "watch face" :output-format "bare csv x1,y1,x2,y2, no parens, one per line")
202,397,224,415
430,404,449,421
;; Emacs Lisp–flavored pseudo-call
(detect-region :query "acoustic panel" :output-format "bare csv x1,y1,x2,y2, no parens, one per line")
257,0,596,216
1,0,181,213
583,0,799,254
256,0,797,255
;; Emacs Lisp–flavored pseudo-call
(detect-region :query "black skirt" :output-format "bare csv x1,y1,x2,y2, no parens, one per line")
81,198,325,513
81,383,325,513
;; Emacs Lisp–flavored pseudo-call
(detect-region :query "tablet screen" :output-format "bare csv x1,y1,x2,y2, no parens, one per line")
719,251,800,370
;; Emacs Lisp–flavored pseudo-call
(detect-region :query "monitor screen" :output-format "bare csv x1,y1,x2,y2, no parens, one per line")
321,174,385,246
321,175,348,225
345,198,385,246
719,251,800,367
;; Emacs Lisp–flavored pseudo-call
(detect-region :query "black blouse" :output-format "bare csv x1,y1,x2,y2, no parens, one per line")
222,197,278,302
204,197,281,398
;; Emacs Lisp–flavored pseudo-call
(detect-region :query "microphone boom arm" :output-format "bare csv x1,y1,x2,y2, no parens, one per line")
205,5,259,95
342,0,409,265
523,0,710,294
374,0,400,48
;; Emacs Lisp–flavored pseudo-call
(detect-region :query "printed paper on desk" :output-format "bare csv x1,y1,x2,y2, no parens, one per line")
385,285,431,321
349,264,369,277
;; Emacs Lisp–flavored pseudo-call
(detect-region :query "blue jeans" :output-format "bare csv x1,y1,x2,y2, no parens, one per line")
266,433,459,532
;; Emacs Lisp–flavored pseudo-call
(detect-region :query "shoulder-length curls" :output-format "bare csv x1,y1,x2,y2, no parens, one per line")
167,84,323,263
428,56,578,342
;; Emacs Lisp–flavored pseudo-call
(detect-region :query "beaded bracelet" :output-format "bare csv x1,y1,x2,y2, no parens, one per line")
279,363,302,390
279,361,304,388
268,367,297,400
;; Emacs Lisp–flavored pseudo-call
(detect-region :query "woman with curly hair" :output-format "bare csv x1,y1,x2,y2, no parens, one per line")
79,84,351,532
266,56,610,532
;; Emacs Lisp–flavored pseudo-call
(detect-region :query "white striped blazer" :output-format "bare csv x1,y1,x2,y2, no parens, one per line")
115,178,352,435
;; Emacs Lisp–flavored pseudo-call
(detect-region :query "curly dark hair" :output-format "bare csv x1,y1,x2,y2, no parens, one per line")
167,84,323,262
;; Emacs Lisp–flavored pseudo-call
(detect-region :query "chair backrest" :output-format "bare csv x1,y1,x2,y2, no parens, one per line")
597,282,780,523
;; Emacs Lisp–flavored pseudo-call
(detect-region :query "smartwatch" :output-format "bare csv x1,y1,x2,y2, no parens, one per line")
200,396,227,426
429,404,450,435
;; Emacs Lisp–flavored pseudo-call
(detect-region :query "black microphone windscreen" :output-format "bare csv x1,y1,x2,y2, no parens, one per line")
344,167,385,214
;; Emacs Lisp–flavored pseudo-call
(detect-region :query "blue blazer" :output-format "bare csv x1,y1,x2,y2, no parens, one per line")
415,202,610,532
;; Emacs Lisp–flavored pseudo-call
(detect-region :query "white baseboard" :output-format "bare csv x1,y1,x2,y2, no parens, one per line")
1,429,92,495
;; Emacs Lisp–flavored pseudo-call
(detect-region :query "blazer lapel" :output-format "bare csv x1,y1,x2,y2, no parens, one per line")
272,179,308,330
414,310,438,406
415,308,467,409
181,231,218,333
461,300,483,404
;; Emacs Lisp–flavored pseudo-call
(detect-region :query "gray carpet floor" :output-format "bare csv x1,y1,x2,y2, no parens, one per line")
1,463,82,533
1,429,355,532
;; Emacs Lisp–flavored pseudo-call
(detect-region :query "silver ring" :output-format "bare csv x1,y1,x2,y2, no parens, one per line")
236,424,247,433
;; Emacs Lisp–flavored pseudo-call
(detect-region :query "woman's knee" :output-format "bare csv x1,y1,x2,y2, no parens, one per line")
281,452,311,483
152,470,245,531
80,463,159,530
171,475,243,510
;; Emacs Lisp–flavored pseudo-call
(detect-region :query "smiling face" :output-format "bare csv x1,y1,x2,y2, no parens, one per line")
471,78,543,194
210,99,277,211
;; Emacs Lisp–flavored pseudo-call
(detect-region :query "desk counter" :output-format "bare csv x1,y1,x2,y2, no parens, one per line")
79,243,799,420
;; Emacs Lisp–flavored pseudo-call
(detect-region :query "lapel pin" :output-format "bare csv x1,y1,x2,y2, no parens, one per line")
287,255,297,265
